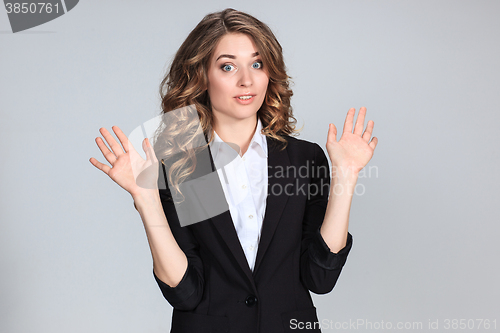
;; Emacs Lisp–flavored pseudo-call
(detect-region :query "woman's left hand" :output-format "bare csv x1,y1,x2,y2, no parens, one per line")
326,107,378,178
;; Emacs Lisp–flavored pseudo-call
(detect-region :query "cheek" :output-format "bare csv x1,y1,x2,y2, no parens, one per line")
258,78,269,96
211,73,231,90
207,77,226,102
258,73,269,90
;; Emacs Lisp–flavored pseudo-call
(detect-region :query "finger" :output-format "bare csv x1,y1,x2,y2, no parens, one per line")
368,136,378,150
353,107,367,136
143,138,156,163
95,137,117,165
343,108,355,134
144,138,158,163
112,126,135,154
362,120,374,143
327,123,337,143
89,157,111,175
100,127,125,157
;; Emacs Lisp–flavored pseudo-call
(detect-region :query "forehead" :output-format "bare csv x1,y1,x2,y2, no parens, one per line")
212,33,259,59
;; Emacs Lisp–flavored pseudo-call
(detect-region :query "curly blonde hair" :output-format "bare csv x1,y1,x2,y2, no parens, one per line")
154,8,300,202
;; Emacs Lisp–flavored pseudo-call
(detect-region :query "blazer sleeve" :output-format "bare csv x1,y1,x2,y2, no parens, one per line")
152,163,205,311
300,142,353,295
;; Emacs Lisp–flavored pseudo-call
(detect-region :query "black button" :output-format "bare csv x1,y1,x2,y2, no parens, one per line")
245,295,258,307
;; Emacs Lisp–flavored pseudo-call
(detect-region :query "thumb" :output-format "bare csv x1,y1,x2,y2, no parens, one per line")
144,138,158,163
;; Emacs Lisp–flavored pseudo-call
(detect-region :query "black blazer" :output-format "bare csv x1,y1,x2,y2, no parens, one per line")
154,135,353,333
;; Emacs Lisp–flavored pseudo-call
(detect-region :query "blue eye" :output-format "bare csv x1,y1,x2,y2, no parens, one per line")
221,64,235,72
252,61,263,69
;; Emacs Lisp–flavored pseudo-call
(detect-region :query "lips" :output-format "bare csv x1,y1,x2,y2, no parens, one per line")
234,94,256,104
235,93,256,99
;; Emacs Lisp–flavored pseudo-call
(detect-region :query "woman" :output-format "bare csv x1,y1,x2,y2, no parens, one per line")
90,8,377,333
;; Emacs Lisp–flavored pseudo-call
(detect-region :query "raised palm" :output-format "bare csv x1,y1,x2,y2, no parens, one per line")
326,107,378,177
89,126,159,197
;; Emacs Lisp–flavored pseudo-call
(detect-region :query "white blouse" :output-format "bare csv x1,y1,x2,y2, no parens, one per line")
208,118,268,271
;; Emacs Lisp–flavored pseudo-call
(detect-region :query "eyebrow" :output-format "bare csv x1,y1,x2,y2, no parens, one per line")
216,52,260,62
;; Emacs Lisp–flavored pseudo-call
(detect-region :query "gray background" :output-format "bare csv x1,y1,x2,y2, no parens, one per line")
1,0,499,332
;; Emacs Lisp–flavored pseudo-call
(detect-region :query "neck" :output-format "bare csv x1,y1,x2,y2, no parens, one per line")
213,115,258,156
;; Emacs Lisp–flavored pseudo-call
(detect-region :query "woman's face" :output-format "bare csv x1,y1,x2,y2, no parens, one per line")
207,33,269,126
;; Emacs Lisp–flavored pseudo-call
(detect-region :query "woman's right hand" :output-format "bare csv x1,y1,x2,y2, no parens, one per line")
89,126,159,198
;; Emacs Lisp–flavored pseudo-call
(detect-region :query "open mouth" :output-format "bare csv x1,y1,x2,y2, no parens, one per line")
235,95,255,104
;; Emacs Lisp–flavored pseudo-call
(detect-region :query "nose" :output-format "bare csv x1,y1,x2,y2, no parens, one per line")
237,67,253,87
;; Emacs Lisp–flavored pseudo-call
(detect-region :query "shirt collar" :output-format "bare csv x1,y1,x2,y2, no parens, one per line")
208,117,268,163
250,117,268,157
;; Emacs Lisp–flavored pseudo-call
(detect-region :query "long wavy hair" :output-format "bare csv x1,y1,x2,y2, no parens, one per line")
154,8,300,202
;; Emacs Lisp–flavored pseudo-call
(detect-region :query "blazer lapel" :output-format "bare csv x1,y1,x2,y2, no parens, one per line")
253,136,291,275
202,136,291,283
210,209,255,285
205,143,255,286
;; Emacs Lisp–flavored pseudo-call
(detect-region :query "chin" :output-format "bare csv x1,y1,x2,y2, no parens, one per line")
225,107,259,118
